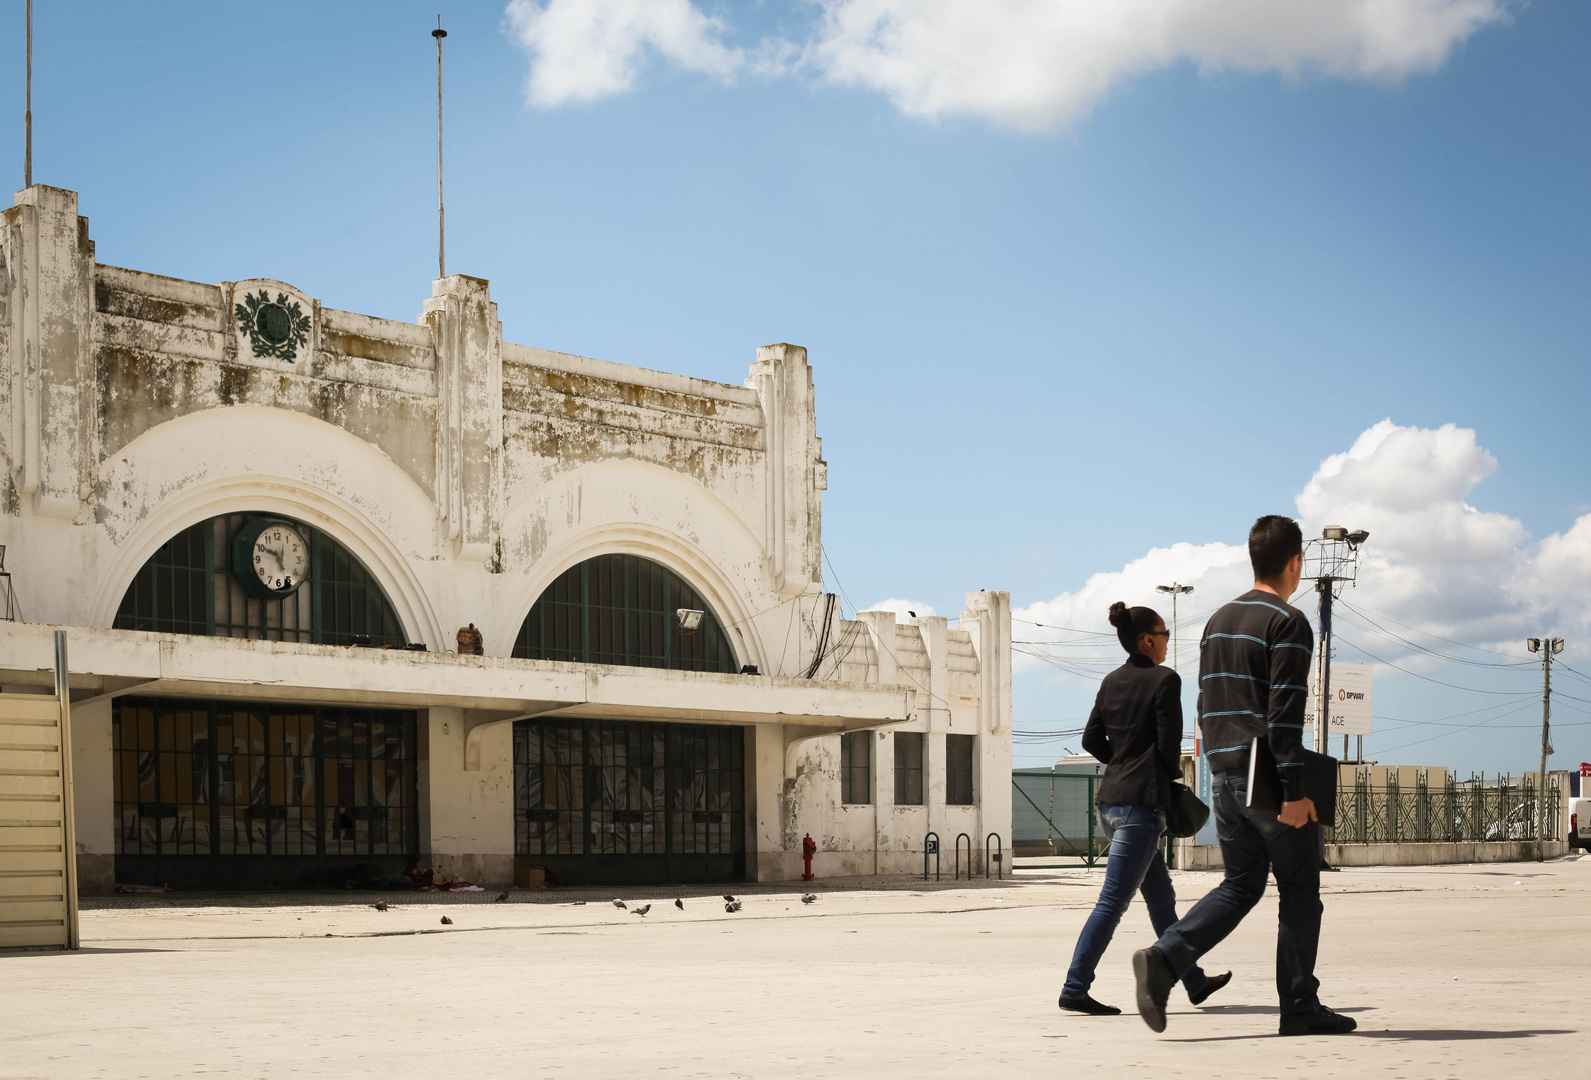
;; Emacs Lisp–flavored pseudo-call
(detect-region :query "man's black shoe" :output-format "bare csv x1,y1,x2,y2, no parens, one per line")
1187,970,1232,1006
1279,1006,1358,1036
1132,946,1176,1033
1058,993,1121,1016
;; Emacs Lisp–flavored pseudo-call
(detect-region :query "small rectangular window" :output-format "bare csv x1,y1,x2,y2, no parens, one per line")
894,732,924,806
946,734,975,806
840,731,872,804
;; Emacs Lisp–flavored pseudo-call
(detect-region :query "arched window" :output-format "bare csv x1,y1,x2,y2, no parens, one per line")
513,553,737,673
114,513,408,647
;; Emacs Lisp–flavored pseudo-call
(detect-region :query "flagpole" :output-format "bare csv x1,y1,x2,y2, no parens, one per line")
25,0,33,187
432,17,447,280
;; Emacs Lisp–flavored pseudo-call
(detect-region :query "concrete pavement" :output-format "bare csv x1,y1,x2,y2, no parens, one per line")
2,857,1587,1078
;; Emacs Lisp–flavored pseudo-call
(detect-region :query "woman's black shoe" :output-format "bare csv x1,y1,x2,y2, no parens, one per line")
1188,970,1232,1006
1058,993,1122,1016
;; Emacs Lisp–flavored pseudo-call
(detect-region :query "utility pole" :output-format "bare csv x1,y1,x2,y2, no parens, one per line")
24,0,33,187
432,17,447,281
1154,582,1194,671
1527,636,1564,862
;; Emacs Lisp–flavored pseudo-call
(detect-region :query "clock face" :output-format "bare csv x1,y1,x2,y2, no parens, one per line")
249,523,310,594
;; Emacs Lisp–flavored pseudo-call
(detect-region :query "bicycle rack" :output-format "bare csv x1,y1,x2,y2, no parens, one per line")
923,831,941,881
954,833,972,880
985,832,1003,880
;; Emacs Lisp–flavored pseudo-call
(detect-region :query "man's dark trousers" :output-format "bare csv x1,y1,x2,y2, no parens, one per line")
1154,768,1323,1014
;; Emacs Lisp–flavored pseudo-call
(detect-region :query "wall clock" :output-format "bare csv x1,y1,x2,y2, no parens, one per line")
231,519,310,599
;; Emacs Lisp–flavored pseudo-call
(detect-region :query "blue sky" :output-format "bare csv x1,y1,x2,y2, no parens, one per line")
8,1,1588,775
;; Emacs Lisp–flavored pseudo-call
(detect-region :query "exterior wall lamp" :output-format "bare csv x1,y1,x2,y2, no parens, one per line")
675,608,704,634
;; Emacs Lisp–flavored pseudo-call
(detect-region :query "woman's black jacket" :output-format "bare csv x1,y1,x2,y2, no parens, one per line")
1080,653,1183,809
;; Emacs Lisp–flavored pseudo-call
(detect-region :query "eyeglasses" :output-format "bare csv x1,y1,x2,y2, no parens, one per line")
1145,630,1170,638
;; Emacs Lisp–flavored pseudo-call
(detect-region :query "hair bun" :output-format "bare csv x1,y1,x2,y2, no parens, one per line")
1107,601,1130,628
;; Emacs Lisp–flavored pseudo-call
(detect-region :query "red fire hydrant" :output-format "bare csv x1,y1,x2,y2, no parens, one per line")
802,833,816,882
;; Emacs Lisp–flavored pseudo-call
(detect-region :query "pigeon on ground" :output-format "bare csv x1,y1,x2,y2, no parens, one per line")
674,898,684,910
632,904,651,917
801,894,816,905
724,900,742,913
372,901,388,911
440,915,453,925
613,899,627,909
723,894,736,903
494,892,509,903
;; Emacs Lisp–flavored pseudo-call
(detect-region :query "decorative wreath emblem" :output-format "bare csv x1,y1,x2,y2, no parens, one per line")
235,291,310,362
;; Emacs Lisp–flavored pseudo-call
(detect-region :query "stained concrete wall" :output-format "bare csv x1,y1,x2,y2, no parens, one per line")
1,184,1013,888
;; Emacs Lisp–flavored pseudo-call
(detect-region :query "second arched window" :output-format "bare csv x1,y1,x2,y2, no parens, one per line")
513,553,736,673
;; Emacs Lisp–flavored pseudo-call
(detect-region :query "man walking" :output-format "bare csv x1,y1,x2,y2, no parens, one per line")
1132,515,1356,1036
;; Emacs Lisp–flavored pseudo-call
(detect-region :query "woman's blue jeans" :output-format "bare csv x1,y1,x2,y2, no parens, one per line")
1062,803,1211,999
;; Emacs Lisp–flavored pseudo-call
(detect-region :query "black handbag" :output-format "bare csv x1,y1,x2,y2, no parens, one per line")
1165,779,1210,838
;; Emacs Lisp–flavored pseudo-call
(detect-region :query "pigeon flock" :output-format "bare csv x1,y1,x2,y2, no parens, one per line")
596,892,816,916
362,889,820,929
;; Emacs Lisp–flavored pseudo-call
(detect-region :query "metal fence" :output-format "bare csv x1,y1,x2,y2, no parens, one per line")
1326,771,1563,845
1015,768,1565,859
1011,770,1107,865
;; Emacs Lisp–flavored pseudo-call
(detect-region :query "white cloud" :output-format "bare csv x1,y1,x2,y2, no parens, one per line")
1016,419,1591,681
808,0,1508,130
863,598,938,621
506,0,1508,129
506,0,744,108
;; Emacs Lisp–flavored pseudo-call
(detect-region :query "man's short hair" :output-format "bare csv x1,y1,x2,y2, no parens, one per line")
1249,515,1303,580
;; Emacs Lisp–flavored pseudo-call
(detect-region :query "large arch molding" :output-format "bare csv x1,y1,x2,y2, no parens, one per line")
493,461,774,670
91,407,444,648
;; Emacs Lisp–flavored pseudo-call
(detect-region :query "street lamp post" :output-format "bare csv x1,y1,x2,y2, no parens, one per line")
1154,583,1194,672
1309,527,1369,754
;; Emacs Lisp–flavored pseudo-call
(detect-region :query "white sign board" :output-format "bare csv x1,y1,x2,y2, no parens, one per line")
1303,660,1373,735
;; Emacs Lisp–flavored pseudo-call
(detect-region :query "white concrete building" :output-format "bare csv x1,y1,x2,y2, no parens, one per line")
0,184,1011,891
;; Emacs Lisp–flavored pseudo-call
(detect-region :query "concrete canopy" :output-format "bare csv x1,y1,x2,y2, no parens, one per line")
0,622,917,732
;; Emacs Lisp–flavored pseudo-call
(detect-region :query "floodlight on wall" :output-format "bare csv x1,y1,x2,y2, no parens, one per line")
675,608,704,634
1527,638,1541,653
1322,526,1349,541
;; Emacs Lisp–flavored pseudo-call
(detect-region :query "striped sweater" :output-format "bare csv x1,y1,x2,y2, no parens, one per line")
1197,588,1315,802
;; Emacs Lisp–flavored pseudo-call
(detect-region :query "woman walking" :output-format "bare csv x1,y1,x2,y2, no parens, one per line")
1058,602,1231,1015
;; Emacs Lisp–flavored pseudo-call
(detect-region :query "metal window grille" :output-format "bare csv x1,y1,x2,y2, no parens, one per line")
112,697,417,885
894,731,924,806
513,553,736,672
513,718,745,883
946,734,975,806
112,522,210,636
840,730,871,804
112,514,407,647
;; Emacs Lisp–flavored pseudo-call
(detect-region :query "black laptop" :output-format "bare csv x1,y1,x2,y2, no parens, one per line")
1246,736,1337,828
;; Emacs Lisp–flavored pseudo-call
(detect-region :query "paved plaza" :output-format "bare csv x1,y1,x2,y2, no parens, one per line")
3,856,1587,1079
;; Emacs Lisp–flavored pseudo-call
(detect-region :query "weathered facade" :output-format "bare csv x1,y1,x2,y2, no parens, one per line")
0,184,1011,891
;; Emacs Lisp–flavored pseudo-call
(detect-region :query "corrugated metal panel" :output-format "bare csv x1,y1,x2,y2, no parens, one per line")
0,693,71,949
